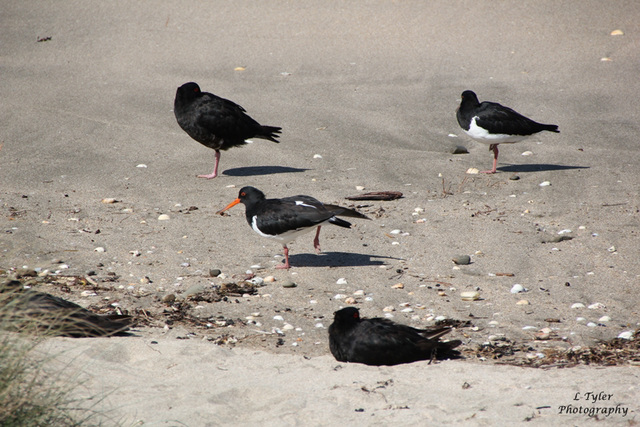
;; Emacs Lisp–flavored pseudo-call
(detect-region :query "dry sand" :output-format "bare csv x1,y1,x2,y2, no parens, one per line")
1,1,639,425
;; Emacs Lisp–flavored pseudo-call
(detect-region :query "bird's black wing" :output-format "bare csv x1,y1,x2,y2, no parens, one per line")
194,94,265,142
475,102,556,136
253,196,336,236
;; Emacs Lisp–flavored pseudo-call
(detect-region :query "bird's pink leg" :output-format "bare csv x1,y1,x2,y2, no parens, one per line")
481,144,499,174
276,245,291,269
197,150,221,179
313,226,322,254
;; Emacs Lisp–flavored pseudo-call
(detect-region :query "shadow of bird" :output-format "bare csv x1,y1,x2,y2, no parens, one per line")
1,280,132,338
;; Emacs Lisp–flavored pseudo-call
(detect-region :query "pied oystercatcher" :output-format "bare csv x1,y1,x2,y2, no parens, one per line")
456,90,559,173
216,186,370,269
174,82,281,179
329,307,462,366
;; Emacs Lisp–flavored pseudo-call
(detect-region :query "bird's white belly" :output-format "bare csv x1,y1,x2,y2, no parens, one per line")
465,117,529,144
251,216,326,245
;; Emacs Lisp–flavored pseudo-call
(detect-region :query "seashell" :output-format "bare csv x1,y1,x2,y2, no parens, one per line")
461,291,480,301
510,284,525,294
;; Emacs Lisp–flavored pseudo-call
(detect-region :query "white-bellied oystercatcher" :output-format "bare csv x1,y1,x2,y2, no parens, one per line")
174,82,281,179
216,186,370,269
456,90,559,173
328,307,461,366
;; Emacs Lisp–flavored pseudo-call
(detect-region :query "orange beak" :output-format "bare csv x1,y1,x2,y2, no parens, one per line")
216,198,241,215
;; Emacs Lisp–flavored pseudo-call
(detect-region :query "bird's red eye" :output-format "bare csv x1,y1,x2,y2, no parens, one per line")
353,312,359,319
241,192,246,196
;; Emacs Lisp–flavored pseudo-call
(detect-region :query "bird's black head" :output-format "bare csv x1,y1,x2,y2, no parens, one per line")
216,186,266,215
460,90,480,106
175,82,202,105
333,307,361,324
237,186,266,205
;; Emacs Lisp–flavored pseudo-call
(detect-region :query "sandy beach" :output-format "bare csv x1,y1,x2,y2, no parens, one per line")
2,1,639,425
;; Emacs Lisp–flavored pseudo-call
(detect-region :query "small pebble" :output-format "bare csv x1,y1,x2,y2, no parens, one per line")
273,315,284,321
390,229,402,235
434,315,446,321
263,275,276,283
576,317,586,322
282,280,297,288
510,284,525,294
453,255,471,265
488,320,499,326
209,268,222,277
162,294,176,304
598,316,611,322
586,322,597,328
158,214,170,221
382,306,395,312
180,262,190,267
401,308,413,313
516,299,530,305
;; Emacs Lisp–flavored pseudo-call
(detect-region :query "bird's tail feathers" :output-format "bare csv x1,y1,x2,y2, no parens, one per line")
256,126,282,143
543,124,560,133
324,205,370,220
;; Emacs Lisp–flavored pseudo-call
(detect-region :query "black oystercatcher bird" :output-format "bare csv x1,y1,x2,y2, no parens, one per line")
456,90,559,174
216,187,370,269
1,280,132,337
328,307,461,366
174,82,282,179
